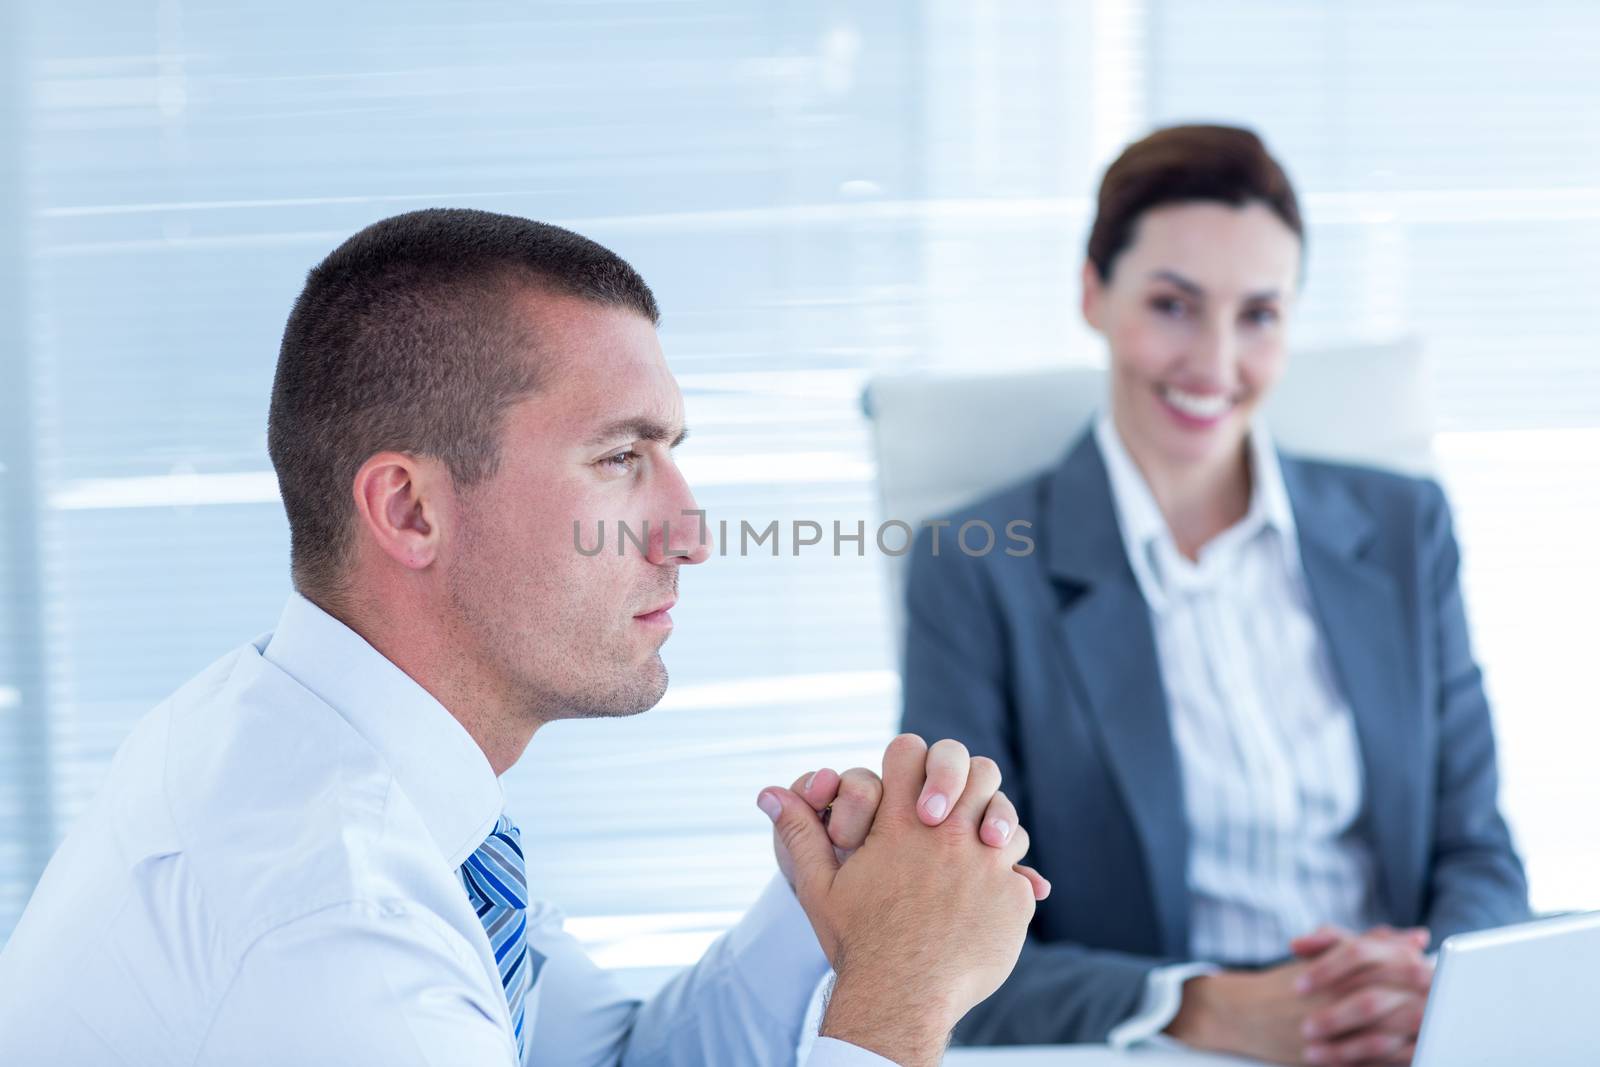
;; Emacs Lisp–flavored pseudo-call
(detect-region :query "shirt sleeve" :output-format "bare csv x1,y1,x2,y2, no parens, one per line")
196,879,885,1067
804,1037,901,1066
1105,961,1220,1050
196,899,519,1066
532,873,841,1066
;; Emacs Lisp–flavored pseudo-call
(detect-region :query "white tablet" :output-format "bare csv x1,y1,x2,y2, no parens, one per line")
1415,910,1600,1065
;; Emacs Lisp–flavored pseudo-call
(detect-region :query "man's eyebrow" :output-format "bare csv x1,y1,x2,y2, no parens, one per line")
586,418,689,448
1150,269,1281,303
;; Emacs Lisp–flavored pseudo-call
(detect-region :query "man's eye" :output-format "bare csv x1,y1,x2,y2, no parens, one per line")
600,450,639,473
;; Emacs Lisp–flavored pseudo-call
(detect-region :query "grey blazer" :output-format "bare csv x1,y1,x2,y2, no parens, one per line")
900,429,1529,1045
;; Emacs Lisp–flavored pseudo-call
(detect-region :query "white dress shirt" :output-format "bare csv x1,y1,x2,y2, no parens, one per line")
0,593,888,1066
1091,414,1383,1047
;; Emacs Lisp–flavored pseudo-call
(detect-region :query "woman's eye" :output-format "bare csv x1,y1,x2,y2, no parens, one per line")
1149,295,1188,318
1243,306,1280,327
600,450,639,474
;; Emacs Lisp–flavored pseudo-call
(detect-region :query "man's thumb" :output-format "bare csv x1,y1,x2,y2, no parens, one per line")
758,787,839,902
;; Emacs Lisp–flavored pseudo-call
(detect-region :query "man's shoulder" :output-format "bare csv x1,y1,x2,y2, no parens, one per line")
0,639,492,1065
145,641,454,946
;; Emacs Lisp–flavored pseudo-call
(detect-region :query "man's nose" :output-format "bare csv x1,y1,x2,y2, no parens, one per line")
650,465,711,566
655,508,711,565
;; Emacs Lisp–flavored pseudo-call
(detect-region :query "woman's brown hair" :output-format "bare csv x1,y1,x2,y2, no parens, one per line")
1086,124,1304,282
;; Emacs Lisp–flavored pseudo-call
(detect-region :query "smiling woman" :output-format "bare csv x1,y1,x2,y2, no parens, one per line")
1082,126,1304,555
900,124,1530,1063
1085,199,1301,553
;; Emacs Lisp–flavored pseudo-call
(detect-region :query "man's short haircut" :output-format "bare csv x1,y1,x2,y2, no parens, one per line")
267,208,660,602
1086,123,1305,282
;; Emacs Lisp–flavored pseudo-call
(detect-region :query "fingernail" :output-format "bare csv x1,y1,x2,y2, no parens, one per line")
1305,1046,1328,1064
1296,975,1313,994
922,793,948,820
757,792,782,822
990,818,1012,841
803,772,816,793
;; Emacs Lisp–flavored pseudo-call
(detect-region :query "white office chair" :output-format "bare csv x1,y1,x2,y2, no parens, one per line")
862,337,1434,642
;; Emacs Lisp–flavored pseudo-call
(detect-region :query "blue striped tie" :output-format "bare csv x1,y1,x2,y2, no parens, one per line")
461,814,540,1057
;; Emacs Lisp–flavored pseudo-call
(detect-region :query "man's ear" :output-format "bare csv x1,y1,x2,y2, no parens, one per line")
351,452,448,572
1080,260,1107,334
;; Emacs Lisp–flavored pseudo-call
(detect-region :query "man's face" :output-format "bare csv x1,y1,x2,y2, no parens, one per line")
441,291,707,724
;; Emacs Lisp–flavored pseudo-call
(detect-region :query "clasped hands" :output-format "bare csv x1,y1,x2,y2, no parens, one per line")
755,735,1432,1067
756,735,1049,1067
1171,923,1434,1065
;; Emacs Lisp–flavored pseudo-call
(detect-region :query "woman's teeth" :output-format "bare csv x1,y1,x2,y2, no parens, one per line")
1161,386,1234,419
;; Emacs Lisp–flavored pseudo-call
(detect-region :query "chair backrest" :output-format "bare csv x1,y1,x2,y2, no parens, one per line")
863,337,1434,642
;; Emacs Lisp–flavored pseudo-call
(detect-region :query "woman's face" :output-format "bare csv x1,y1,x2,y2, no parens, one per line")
1083,200,1301,473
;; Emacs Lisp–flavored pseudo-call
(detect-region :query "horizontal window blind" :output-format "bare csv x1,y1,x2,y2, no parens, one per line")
1,0,955,965
1138,0,1600,913
3,1,1595,975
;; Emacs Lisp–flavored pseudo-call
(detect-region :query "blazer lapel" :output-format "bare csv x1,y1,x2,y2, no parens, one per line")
1282,458,1426,923
1045,434,1191,955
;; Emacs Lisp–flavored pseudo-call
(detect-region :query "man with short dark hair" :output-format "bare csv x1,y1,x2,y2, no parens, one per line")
0,209,1047,1066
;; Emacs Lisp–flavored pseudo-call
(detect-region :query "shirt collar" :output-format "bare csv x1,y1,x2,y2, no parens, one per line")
1249,418,1298,554
257,592,504,871
1093,411,1298,610
1241,416,1297,552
